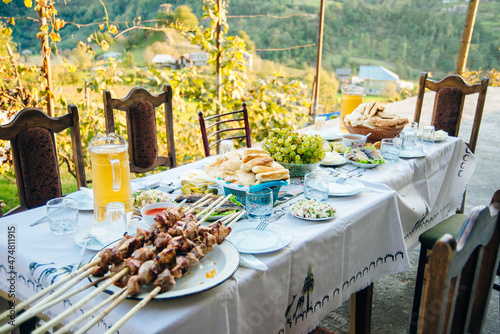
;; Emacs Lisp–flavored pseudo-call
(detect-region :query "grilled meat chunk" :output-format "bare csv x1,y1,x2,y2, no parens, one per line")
153,269,176,293
131,247,156,263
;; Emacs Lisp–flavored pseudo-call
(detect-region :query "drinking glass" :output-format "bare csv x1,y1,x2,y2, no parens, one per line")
46,197,79,236
340,85,365,133
422,126,435,143
220,140,234,154
245,188,273,222
401,122,418,153
314,115,327,131
304,172,329,202
105,202,128,233
380,138,401,163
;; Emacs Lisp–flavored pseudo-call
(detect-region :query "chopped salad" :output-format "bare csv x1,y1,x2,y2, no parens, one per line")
133,189,171,209
291,199,336,219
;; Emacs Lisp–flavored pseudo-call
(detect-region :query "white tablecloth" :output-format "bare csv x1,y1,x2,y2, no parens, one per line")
0,137,475,334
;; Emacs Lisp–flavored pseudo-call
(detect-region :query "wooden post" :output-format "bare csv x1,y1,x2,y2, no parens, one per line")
310,0,326,117
215,0,222,154
38,8,54,116
456,0,480,76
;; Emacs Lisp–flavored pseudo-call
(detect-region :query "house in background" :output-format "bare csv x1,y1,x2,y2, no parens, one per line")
335,68,352,85
358,65,400,95
151,54,176,68
189,52,209,66
172,54,194,70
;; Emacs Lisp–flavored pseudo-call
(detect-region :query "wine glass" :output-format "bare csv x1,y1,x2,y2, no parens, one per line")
245,188,273,223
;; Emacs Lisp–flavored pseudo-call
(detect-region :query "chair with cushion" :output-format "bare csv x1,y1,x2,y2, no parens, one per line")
198,103,251,157
104,84,177,173
409,73,489,333
0,105,86,214
416,189,500,334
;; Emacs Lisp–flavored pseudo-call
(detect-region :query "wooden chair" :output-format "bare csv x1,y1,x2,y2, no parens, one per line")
0,105,86,213
417,189,500,334
104,84,177,173
414,72,488,154
198,103,251,157
409,73,490,333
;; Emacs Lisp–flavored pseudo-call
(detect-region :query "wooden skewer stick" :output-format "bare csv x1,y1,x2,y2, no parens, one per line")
15,271,116,328
197,195,234,225
32,268,129,334
208,211,238,226
0,267,97,331
73,287,129,334
103,286,162,334
0,258,100,321
227,210,246,228
185,197,212,214
56,287,127,334
184,193,212,213
195,194,231,219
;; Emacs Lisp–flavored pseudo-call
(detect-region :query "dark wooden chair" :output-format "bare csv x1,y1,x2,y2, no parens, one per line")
414,72,488,154
198,103,251,157
0,105,86,214
417,189,500,334
104,84,177,173
409,73,490,333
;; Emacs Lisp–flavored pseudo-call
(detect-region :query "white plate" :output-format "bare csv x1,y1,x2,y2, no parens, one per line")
74,231,105,251
288,210,335,221
400,150,426,158
349,160,382,168
321,156,347,166
227,222,291,254
66,191,93,211
88,239,239,299
328,178,366,196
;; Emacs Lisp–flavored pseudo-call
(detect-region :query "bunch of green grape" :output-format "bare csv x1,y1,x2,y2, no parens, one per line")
262,128,325,164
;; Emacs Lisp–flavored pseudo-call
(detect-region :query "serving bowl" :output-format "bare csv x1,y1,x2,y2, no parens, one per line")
277,161,320,178
216,178,288,204
140,202,179,225
342,134,367,149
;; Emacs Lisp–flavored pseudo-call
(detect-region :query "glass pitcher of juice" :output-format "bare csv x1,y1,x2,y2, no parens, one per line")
340,85,365,133
89,133,133,222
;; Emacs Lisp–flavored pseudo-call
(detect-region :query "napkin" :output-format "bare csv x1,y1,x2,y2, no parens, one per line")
89,213,136,246
329,182,363,195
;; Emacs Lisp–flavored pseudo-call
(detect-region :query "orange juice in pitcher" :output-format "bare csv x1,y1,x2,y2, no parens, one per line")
89,133,133,222
340,85,365,133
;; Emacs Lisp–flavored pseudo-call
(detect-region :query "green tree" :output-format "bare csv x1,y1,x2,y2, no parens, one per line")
302,264,315,316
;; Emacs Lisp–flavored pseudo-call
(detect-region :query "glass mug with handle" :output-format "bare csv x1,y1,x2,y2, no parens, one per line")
340,84,365,133
89,133,133,222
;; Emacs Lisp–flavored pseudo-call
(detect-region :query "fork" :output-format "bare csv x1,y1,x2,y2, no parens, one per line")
72,236,93,274
256,221,268,231
336,176,347,184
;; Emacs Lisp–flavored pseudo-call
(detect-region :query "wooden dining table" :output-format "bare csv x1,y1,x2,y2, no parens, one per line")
0,125,476,333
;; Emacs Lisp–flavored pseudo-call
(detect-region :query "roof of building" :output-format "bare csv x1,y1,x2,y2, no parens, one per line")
335,68,352,76
151,54,175,64
359,66,399,81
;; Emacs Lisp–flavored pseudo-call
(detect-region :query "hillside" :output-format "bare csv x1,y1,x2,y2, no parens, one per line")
1,0,499,80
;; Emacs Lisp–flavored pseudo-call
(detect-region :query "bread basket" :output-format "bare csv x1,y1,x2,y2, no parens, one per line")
216,178,288,204
343,119,405,142
277,162,320,178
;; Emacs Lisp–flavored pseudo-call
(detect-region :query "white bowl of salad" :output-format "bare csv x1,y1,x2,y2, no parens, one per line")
133,189,172,213
290,199,336,221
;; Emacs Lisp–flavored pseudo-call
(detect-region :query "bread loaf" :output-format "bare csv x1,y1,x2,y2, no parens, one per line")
241,157,274,172
255,169,290,182
242,148,270,157
242,154,270,164
252,165,280,174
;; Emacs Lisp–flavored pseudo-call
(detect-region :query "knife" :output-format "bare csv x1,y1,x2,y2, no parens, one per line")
239,253,268,271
